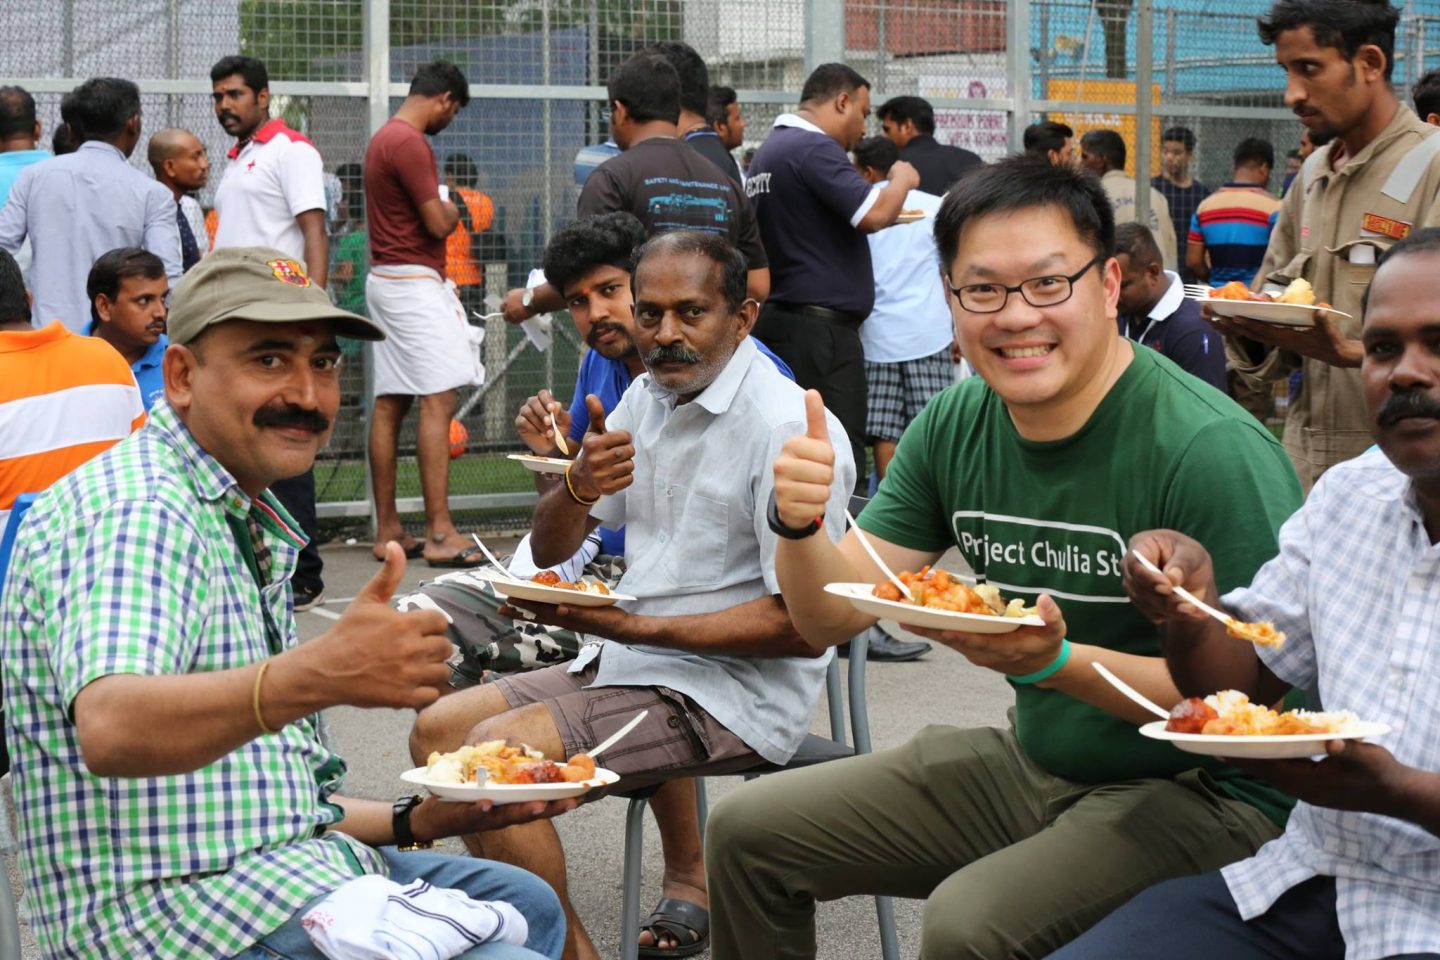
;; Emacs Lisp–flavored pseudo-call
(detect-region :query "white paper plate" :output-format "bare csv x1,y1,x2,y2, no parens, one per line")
507,453,573,475
1139,720,1390,759
484,572,636,608
401,766,620,803
1199,297,1352,329
823,582,1043,634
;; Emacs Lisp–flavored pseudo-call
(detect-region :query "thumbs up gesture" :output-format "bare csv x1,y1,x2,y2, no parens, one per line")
566,394,636,502
311,541,454,710
773,390,836,529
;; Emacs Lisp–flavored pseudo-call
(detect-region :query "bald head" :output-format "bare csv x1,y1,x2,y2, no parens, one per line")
147,127,209,196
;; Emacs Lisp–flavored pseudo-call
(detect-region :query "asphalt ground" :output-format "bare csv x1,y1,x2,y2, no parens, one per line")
9,538,1014,960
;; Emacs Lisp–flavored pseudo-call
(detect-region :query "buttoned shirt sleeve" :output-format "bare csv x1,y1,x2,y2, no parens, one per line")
1220,486,1320,691
279,142,327,218
143,183,184,281
0,166,30,252
50,498,211,709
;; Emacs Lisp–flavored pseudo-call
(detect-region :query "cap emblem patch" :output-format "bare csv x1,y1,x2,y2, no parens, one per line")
268,258,311,287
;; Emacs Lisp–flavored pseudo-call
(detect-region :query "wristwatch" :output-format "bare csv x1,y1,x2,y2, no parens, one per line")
392,794,434,851
767,490,822,540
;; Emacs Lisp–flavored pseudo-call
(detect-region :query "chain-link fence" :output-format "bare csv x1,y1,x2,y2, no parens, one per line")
8,0,1440,533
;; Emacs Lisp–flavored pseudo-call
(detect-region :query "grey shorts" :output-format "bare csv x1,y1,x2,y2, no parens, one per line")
491,660,761,791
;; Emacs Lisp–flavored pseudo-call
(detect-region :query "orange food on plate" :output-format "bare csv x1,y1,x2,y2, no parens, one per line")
426,741,601,785
1209,281,1256,301
1164,690,1358,736
528,572,611,595
872,567,1035,618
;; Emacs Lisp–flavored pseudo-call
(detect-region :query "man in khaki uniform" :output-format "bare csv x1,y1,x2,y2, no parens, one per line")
1221,0,1440,491
1079,128,1178,270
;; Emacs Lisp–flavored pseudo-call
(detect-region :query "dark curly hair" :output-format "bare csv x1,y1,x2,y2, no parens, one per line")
542,212,648,297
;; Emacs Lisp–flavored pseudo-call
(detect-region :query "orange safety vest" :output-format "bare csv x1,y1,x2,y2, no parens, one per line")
445,186,495,287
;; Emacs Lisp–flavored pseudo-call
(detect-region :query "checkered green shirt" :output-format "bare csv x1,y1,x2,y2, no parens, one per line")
0,400,385,959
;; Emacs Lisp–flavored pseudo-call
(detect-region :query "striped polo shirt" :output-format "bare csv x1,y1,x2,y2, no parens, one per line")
1188,183,1283,285
0,321,145,527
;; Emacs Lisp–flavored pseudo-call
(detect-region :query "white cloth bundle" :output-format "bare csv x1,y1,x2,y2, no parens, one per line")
302,874,529,960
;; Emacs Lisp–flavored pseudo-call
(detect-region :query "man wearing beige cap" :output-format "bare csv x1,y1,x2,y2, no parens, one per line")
0,245,568,960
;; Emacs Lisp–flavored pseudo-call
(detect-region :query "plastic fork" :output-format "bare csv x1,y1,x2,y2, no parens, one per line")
551,409,569,456
845,509,913,601
1130,549,1283,647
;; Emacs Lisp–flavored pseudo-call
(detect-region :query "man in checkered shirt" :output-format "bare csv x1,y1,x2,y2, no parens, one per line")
1054,228,1440,959
0,246,569,960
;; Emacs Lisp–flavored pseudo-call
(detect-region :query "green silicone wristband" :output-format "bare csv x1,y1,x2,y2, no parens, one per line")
1010,638,1071,685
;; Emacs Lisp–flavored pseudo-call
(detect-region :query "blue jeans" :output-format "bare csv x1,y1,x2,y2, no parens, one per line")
234,847,564,960
1048,870,1439,960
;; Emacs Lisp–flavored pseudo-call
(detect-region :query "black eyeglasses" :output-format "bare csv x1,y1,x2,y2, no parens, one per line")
947,254,1105,314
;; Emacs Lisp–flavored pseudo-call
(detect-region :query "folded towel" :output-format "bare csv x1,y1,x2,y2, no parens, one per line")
302,874,529,960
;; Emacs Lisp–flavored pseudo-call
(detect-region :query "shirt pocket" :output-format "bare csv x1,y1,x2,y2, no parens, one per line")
660,486,728,589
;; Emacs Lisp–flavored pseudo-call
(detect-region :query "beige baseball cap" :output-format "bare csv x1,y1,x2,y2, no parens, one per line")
165,246,385,345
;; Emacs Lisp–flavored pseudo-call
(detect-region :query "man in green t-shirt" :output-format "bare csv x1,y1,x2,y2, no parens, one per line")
705,155,1304,959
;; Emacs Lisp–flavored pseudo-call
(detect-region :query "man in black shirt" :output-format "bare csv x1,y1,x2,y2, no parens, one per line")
746,63,917,493
503,51,769,322
877,95,983,195
708,85,746,167
650,40,745,187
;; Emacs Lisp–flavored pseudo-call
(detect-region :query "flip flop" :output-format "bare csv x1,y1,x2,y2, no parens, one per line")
373,539,425,561
425,545,489,569
637,897,709,959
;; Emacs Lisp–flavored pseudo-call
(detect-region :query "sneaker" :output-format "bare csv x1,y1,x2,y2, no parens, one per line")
293,585,327,612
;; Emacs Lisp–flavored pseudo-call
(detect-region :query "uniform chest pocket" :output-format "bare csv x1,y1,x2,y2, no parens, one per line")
660,486,728,588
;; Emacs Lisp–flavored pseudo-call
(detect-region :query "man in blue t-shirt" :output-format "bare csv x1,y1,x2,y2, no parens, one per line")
745,62,918,489
86,247,169,410
1114,222,1226,392
0,86,52,283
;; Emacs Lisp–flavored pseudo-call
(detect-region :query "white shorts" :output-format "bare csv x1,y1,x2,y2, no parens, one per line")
366,265,484,397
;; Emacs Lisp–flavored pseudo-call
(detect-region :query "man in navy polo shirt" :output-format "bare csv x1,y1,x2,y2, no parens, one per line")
745,62,918,492
1114,222,1226,392
86,247,169,411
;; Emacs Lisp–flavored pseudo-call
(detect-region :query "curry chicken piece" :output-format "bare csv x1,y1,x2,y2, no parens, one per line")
873,567,995,614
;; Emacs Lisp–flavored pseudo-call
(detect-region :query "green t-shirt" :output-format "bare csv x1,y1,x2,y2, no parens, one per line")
859,346,1303,826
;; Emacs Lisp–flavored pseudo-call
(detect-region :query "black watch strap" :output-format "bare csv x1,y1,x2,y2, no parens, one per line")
392,794,432,850
767,490,822,540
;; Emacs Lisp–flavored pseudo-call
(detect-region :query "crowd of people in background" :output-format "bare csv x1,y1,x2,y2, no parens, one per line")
1,0,1439,959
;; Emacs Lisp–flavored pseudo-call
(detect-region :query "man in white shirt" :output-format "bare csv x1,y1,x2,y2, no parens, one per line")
210,54,330,610
0,78,180,330
210,55,327,287
1054,224,1440,960
147,127,210,273
851,136,954,479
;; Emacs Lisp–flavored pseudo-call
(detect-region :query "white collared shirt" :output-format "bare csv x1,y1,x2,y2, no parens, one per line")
1221,448,1440,959
214,118,325,262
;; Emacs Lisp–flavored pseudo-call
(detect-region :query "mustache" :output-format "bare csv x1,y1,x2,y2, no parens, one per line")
586,322,629,347
253,404,331,433
1377,391,1440,427
645,344,702,366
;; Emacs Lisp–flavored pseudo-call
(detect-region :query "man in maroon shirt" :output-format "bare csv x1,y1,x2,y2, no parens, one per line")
364,60,485,567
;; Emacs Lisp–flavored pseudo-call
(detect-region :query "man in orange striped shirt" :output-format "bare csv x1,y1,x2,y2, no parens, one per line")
0,250,145,529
